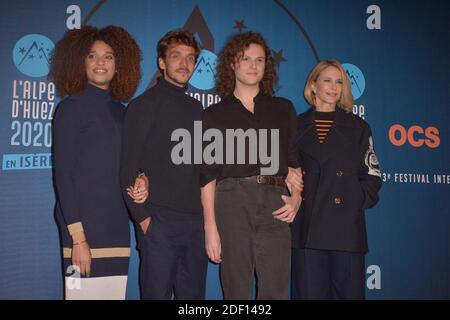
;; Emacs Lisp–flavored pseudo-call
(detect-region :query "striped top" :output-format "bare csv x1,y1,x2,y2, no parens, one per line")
314,111,336,144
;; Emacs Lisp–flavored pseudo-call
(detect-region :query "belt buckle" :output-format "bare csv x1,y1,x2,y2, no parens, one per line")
256,175,263,183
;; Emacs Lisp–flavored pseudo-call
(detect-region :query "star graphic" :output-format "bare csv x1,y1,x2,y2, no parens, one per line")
19,47,26,55
39,55,43,59
233,20,247,33
198,68,203,73
29,54,34,59
272,49,287,68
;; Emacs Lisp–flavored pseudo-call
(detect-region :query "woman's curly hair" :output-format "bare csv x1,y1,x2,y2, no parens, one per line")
216,32,277,98
49,25,142,102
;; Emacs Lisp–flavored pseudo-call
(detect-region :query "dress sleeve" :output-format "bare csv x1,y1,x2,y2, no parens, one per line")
53,99,84,235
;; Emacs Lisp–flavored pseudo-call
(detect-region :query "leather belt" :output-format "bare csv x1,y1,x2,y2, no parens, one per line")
243,175,286,187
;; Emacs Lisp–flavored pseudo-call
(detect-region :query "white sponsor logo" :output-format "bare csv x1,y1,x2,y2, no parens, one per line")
365,136,381,177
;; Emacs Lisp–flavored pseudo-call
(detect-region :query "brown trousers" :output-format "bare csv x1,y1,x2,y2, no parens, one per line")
215,177,291,300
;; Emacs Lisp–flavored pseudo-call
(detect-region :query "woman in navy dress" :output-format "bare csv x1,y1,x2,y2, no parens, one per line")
50,26,147,299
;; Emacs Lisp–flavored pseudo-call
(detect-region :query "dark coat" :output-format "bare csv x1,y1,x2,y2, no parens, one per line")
291,107,382,253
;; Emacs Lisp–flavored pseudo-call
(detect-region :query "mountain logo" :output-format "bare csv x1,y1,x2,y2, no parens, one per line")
189,49,217,90
12,34,54,77
342,63,366,100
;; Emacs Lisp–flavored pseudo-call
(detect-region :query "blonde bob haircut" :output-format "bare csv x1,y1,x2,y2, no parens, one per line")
304,60,354,112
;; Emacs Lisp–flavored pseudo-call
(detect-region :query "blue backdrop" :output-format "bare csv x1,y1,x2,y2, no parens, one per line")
0,0,449,299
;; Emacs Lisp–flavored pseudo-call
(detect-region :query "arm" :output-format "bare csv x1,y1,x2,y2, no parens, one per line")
199,109,222,187
286,167,304,194
273,101,302,222
53,101,83,235
127,173,151,233
201,179,222,263
285,100,304,192
53,100,91,276
120,99,152,224
286,100,300,171
359,124,382,209
200,108,223,262
71,233,91,277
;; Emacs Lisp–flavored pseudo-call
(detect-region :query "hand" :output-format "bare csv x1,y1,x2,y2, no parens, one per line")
140,216,151,235
127,174,149,203
72,238,92,277
285,167,304,194
272,194,302,223
205,224,222,263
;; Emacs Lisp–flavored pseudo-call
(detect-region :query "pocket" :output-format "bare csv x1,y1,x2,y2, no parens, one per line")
268,186,289,215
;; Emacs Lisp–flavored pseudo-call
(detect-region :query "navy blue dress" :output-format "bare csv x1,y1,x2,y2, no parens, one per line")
53,84,130,278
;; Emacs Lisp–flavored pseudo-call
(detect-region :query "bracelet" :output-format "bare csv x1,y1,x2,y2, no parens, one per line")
73,240,86,246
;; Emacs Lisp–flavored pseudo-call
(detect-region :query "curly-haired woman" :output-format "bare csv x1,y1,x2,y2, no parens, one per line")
50,25,147,300
200,32,303,299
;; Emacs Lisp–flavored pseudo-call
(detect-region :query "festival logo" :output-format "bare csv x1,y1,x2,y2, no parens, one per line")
12,34,54,78
343,63,365,100
189,49,217,91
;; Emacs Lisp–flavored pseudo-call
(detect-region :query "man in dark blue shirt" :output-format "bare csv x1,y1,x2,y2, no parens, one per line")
120,29,207,300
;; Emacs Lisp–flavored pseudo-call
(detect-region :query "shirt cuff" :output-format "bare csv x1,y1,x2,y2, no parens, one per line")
67,221,84,236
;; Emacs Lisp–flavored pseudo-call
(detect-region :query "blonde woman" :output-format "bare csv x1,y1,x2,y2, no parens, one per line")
291,60,382,300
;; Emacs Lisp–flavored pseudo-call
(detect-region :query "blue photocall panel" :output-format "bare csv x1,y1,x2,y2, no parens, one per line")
0,0,448,299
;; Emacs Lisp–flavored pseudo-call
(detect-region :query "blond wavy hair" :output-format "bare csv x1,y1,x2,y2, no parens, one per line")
304,60,354,112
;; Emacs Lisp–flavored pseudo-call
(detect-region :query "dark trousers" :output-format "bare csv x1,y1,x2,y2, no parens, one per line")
291,248,365,300
215,178,291,300
137,210,208,300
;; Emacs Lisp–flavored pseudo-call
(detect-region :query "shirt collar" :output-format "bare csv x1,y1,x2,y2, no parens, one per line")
157,76,188,93
85,83,112,100
226,90,267,106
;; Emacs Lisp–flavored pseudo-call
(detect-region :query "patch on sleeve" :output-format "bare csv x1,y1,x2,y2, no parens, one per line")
365,136,381,177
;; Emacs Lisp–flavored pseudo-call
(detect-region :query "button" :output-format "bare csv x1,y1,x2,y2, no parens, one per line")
334,197,342,205
336,170,343,177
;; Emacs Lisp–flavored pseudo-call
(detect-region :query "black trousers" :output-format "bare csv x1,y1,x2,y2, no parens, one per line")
215,178,291,300
291,248,365,300
137,209,208,300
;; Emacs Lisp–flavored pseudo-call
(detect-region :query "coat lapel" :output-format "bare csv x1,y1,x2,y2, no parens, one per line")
297,108,321,159
298,107,355,164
